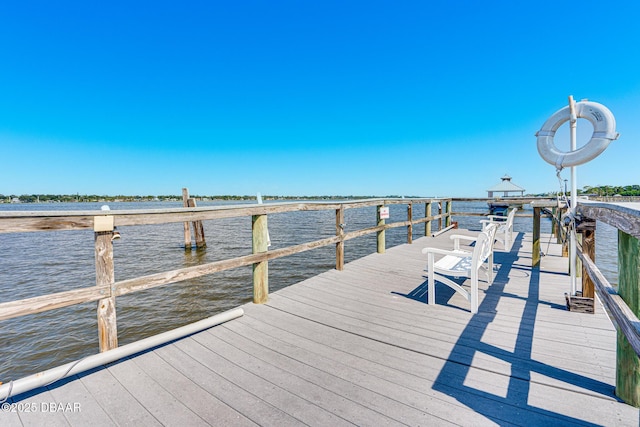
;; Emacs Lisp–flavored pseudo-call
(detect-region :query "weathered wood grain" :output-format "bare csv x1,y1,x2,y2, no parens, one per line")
95,231,117,352
252,214,269,304
0,286,104,321
578,202,640,240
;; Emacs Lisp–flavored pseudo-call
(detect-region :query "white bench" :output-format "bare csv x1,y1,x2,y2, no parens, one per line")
421,223,498,314
480,207,517,252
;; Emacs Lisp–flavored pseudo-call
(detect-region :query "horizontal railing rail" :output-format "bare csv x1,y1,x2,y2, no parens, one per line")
0,198,452,353
575,200,640,358
575,200,640,405
576,247,640,357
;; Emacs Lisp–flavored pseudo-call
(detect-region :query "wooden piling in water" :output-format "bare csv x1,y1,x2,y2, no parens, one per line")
182,188,192,248
187,198,206,248
182,188,206,249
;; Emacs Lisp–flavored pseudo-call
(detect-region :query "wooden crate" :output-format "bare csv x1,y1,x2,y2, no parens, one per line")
565,292,594,314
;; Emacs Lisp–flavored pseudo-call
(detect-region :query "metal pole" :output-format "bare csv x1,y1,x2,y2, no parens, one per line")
569,95,577,296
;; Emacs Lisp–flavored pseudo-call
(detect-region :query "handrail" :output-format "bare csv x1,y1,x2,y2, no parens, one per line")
0,198,452,339
576,247,640,357
574,201,640,357
574,200,640,405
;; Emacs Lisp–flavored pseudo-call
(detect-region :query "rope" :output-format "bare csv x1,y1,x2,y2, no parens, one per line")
0,355,90,403
556,168,569,209
0,381,13,403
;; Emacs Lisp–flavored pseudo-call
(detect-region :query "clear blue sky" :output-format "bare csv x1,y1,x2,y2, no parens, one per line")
1,1,639,197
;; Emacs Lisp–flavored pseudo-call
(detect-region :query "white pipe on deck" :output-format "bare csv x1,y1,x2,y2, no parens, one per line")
431,224,456,237
0,307,244,401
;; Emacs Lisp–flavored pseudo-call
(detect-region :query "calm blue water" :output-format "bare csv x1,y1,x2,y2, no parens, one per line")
0,200,617,381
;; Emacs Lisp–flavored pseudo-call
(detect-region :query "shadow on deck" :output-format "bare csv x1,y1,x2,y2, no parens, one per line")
412,234,618,425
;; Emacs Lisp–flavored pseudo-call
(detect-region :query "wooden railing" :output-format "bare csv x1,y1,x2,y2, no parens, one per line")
575,201,640,406
0,198,451,353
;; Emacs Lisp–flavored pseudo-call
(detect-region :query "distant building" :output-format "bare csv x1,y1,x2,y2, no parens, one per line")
487,175,525,198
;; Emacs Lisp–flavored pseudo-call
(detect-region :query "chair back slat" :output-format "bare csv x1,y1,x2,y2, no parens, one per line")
472,223,496,267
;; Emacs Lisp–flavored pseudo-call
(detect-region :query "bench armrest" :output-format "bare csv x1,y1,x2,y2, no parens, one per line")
422,247,469,257
449,234,477,251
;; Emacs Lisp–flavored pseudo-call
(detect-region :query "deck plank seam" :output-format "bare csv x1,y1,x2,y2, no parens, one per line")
111,354,209,426
238,309,616,424
275,284,617,365
233,311,521,425
260,297,619,401
78,363,164,426
211,324,437,426
129,350,257,426
156,337,314,426
278,278,612,372
46,372,119,426
183,329,367,427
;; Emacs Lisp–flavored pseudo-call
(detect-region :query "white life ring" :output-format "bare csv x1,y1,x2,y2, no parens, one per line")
536,100,618,169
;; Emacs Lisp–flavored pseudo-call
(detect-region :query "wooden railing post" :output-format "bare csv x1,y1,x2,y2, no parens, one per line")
407,202,413,244
445,200,452,228
336,206,345,270
377,204,385,254
532,206,541,268
616,230,640,406
553,207,562,244
425,201,432,236
94,215,118,352
579,220,596,299
252,214,269,304
438,201,443,231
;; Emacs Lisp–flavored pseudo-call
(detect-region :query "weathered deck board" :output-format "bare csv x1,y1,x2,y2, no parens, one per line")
2,230,639,426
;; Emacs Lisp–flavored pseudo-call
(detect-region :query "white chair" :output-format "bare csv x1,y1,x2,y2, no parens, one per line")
480,207,517,252
421,224,498,314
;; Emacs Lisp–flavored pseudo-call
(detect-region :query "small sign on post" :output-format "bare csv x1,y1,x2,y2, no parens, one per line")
379,206,390,220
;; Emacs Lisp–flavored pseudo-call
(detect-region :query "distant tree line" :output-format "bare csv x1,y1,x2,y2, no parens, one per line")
529,185,640,198
0,194,419,203
581,185,640,197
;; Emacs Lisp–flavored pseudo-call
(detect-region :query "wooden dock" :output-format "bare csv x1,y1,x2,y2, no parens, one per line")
3,229,639,426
